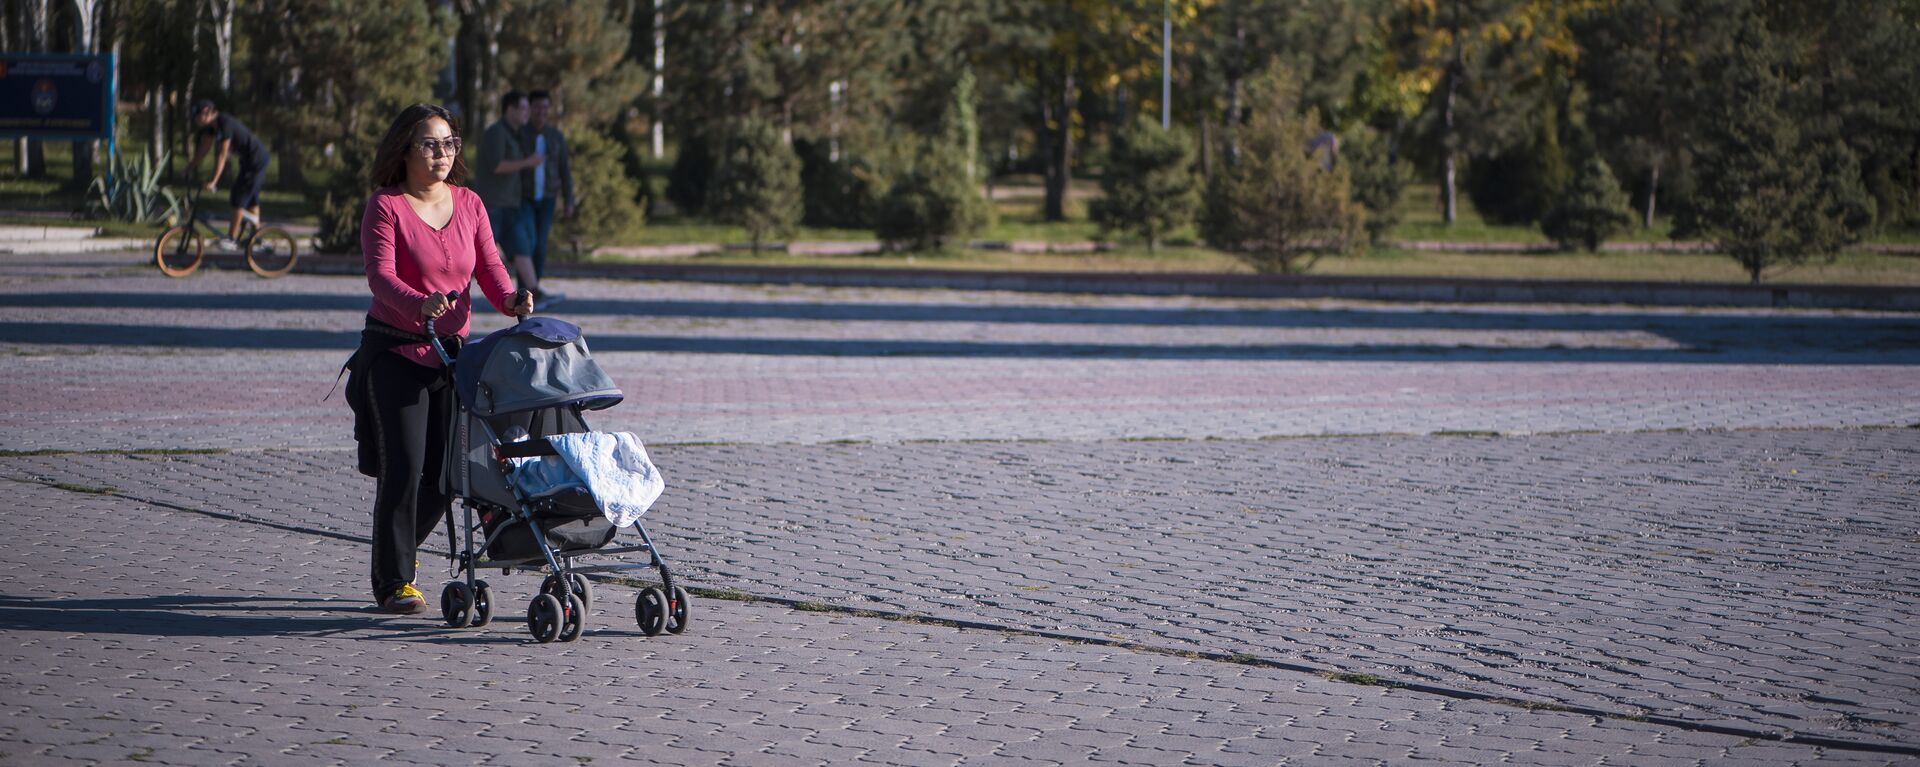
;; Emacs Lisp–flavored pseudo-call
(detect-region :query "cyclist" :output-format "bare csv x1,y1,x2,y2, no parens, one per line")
187,99,271,250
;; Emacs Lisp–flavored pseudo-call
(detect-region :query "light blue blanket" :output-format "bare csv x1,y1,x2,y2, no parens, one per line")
509,432,665,527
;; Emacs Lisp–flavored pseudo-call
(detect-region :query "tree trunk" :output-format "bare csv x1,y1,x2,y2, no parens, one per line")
1223,76,1241,164
70,0,101,188
206,0,235,96
1644,162,1660,229
1442,1,1462,226
276,137,305,189
1040,90,1059,220
18,0,49,177
150,86,166,168
1043,67,1073,222
652,0,665,159
1199,117,1213,180
1223,17,1245,163
454,0,503,127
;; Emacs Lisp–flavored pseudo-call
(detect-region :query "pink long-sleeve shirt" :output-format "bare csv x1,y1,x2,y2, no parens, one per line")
361,185,519,368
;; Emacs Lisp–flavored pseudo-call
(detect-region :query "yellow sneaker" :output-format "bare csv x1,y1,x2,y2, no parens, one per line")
382,583,426,614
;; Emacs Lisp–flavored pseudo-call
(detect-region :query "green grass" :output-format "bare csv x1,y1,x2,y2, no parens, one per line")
594,238,1920,285
0,136,320,226
6,136,1915,286
1316,246,1920,285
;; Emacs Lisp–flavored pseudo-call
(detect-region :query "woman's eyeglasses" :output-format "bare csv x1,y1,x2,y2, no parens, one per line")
415,137,462,156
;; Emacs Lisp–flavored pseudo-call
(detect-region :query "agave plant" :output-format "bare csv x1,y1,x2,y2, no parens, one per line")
87,149,181,226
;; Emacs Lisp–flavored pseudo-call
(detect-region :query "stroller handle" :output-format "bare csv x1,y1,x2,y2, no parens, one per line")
425,290,459,367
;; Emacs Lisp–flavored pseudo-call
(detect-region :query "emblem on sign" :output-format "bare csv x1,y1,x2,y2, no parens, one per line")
31,78,56,115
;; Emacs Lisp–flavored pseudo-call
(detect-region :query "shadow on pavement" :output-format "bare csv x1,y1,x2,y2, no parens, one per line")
5,320,1914,364
5,291,1917,364
9,290,1920,331
0,593,388,638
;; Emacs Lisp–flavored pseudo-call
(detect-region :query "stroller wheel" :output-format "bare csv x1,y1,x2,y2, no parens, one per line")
636,587,668,637
541,573,593,613
528,594,564,643
665,585,691,635
559,594,586,642
472,581,494,627
440,582,474,629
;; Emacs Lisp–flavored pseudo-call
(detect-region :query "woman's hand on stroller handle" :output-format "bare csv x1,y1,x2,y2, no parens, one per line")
510,289,534,318
419,290,455,320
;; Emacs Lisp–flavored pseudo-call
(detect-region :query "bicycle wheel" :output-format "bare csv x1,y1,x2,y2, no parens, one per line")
245,227,299,278
155,226,205,278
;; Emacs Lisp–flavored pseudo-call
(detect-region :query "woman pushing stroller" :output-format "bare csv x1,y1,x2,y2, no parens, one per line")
347,103,534,613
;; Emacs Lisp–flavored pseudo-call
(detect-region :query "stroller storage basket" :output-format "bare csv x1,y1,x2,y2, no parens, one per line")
480,503,619,563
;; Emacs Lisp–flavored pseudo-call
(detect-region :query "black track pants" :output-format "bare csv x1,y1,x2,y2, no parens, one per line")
366,351,453,602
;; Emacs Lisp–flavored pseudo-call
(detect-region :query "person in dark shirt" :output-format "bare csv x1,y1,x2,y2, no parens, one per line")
188,99,272,249
518,90,575,306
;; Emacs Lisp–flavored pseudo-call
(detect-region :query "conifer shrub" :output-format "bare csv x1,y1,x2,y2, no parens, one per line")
1091,116,1199,253
553,128,645,258
1342,127,1409,244
1542,153,1633,251
873,70,989,252
708,118,802,252
1199,69,1365,275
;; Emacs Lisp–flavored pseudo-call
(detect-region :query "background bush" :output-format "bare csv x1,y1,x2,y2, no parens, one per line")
553,128,646,257
1542,151,1633,251
708,118,802,251
1199,69,1365,275
1091,116,1199,252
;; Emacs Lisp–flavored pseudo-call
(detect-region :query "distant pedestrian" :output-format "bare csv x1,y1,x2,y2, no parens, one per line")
347,102,532,614
519,90,575,306
473,91,548,303
187,99,270,250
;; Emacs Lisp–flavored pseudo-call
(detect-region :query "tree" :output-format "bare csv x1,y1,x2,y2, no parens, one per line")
709,117,802,252
1774,0,1920,230
1542,150,1632,251
660,0,929,223
1199,69,1365,274
497,0,648,130
1092,116,1199,252
1385,0,1519,225
259,0,450,253
1679,8,1874,282
874,68,990,252
1574,0,1700,229
554,129,646,254
1343,125,1410,243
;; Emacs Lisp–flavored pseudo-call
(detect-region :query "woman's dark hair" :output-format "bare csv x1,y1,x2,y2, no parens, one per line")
368,102,466,190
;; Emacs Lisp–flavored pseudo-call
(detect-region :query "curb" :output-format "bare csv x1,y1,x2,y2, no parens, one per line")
252,253,1920,312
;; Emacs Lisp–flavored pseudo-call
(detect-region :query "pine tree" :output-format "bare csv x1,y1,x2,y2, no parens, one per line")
1343,126,1409,244
247,0,450,253
1542,152,1633,251
553,129,646,255
874,68,989,252
1199,69,1365,274
1092,116,1199,253
1681,9,1873,282
497,0,648,130
709,117,802,253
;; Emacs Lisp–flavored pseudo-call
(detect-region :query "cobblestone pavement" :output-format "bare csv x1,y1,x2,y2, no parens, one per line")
6,479,1901,766
1,266,1916,450
2,257,1917,764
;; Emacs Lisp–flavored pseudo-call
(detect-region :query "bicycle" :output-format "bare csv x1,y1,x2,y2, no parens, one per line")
154,190,299,278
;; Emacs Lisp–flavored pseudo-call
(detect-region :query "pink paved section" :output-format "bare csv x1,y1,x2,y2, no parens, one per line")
0,268,1915,450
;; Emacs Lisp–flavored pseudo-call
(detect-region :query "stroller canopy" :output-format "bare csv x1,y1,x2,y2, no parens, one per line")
455,317,623,416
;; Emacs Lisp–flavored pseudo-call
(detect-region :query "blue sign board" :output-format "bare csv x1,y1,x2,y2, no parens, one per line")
0,52,115,141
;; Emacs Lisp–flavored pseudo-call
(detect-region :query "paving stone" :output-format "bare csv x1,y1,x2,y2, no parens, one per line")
3,272,1917,765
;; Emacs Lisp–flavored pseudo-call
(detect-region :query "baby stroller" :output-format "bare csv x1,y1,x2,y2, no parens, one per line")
426,297,690,643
